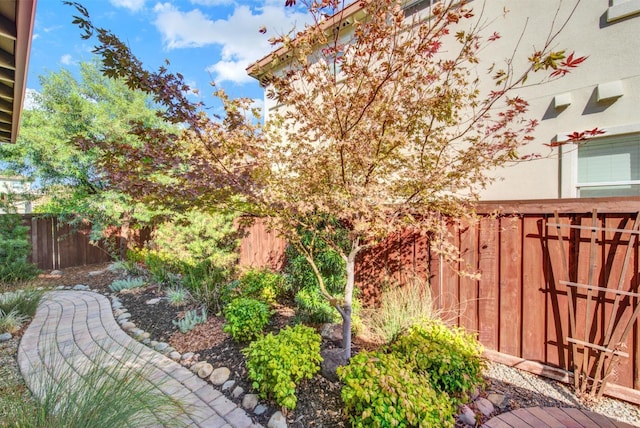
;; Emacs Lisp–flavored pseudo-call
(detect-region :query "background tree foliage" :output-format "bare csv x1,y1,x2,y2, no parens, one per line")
65,0,585,358
0,60,175,251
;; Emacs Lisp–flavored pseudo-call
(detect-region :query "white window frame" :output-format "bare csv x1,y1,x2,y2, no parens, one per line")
559,123,640,198
607,0,640,22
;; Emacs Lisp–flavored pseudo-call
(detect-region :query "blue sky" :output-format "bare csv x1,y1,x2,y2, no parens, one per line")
27,0,311,110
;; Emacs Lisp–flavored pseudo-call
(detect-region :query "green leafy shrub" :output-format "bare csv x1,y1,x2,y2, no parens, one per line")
391,319,485,400
109,277,146,292
223,298,270,342
244,324,322,410
172,307,207,333
0,289,43,318
228,269,286,304
294,287,338,324
337,350,456,427
0,211,39,283
283,234,346,296
150,210,239,269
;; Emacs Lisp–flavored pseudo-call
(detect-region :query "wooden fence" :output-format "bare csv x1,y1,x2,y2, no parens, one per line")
238,197,640,403
18,215,150,270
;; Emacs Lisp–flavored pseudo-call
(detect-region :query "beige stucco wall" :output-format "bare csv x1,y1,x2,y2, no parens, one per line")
258,0,640,201
470,0,640,200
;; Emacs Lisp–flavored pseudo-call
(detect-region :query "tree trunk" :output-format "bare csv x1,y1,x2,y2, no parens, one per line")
119,212,132,261
341,243,359,360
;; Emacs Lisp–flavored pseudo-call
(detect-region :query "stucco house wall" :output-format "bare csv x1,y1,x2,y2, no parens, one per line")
249,0,640,201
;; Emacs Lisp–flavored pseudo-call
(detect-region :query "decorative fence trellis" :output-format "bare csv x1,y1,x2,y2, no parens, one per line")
238,197,640,403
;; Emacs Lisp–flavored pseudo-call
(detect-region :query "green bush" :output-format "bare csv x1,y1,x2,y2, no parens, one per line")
283,234,346,296
0,212,39,283
338,350,456,427
150,210,239,269
391,319,485,401
223,297,270,342
294,287,339,324
244,324,322,410
229,269,287,304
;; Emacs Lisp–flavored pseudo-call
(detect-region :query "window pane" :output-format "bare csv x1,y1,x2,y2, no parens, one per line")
578,134,640,184
579,184,640,198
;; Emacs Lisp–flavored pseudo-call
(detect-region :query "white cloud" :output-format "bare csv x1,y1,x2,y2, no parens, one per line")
23,89,40,111
60,54,74,65
152,2,310,84
189,0,233,5
110,0,146,12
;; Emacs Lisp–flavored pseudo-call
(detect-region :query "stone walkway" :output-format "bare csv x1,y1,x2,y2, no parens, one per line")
17,290,262,428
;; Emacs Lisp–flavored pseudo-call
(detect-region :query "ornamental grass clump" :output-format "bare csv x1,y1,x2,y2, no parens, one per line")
223,297,270,342
5,345,186,427
244,324,322,410
0,289,43,318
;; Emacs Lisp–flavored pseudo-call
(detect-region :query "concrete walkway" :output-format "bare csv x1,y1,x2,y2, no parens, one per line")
17,290,262,428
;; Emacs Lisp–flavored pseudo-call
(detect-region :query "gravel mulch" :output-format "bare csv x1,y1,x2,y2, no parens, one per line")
3,263,640,427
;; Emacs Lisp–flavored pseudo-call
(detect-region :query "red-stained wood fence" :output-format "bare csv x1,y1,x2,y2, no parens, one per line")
238,197,640,403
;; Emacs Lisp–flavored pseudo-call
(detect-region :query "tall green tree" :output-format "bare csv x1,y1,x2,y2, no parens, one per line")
0,60,175,255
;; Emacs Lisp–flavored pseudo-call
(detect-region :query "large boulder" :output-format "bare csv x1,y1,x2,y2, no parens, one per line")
320,348,348,382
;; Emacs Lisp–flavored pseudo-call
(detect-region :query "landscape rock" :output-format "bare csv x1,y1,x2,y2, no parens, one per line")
0,333,12,342
242,394,258,410
145,298,162,305
268,411,287,428
458,405,477,426
120,322,136,331
253,404,267,416
139,332,151,340
50,270,63,276
487,393,507,410
222,380,235,391
475,397,494,416
232,386,244,399
154,342,169,352
73,284,90,291
55,285,65,290
197,363,214,379
129,328,143,336
191,361,206,373
209,367,231,385
169,351,181,361
142,338,151,345
319,323,343,342
117,313,131,321
181,352,194,361
113,308,125,317
150,340,158,348
88,270,105,276
320,348,348,382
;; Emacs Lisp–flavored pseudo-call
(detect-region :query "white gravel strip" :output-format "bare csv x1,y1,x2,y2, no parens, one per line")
485,361,640,426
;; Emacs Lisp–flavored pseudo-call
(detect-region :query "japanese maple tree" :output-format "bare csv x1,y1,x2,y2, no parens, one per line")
66,0,587,359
